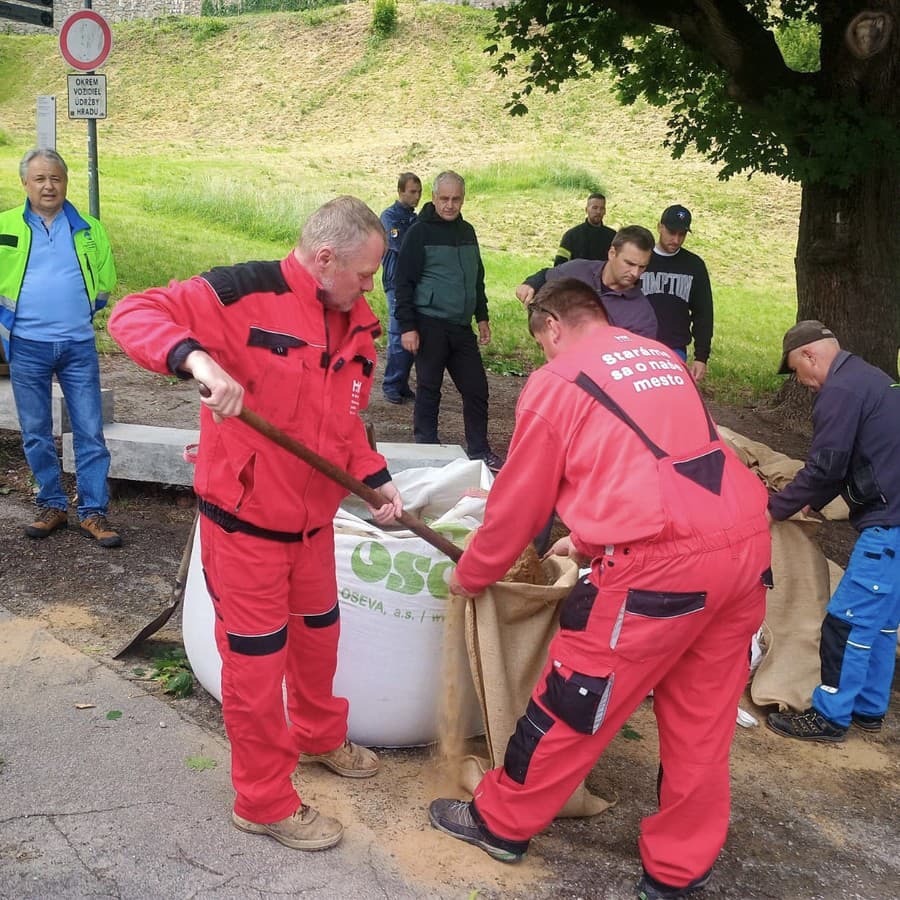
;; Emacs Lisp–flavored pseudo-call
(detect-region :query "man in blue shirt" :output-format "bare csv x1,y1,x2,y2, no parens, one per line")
0,149,120,546
379,172,421,404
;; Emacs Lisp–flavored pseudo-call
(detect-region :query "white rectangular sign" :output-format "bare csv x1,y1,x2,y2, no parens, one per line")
36,95,56,148
67,73,106,119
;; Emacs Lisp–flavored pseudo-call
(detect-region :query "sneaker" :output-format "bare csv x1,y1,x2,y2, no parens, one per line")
485,451,505,472
473,450,505,473
851,712,884,732
428,798,528,863
79,515,122,548
766,707,847,743
24,507,68,539
300,738,379,778
637,868,712,898
383,391,404,405
232,804,343,851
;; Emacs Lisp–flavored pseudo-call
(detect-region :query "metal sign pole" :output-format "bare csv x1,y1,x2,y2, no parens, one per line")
84,0,99,218
86,108,99,218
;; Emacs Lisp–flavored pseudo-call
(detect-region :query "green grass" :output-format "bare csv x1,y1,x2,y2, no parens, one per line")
0,2,801,402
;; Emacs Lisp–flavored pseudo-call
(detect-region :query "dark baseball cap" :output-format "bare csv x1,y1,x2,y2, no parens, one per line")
778,320,836,374
660,205,692,232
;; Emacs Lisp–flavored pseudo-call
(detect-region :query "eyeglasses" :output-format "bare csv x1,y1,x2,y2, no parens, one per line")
526,302,558,337
526,302,559,322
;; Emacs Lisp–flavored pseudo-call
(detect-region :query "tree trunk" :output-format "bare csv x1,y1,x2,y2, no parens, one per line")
794,167,900,378
794,1,900,379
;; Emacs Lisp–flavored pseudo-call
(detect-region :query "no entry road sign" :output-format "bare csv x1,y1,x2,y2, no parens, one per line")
59,9,112,72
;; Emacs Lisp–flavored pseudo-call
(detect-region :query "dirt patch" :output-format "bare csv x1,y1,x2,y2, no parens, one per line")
0,354,897,899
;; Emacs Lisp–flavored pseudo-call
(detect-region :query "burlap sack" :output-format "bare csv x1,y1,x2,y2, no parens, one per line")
460,556,614,818
719,425,848,520
750,520,837,711
718,427,849,711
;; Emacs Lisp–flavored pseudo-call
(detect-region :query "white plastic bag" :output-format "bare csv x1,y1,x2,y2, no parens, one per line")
183,458,489,747
332,458,490,746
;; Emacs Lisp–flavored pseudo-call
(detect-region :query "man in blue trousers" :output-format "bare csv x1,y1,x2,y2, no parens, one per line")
0,149,120,547
767,321,900,741
380,172,421,404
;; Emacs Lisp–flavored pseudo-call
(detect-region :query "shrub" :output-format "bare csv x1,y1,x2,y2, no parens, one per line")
371,0,397,38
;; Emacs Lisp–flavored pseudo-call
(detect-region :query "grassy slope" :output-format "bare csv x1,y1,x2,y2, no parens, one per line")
0,3,800,399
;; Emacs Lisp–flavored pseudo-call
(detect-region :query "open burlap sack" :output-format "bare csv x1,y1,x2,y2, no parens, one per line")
460,555,614,818
750,520,838,711
718,425,848,520
717,426,856,710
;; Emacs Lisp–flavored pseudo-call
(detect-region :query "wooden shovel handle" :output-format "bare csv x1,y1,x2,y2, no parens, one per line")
197,385,463,562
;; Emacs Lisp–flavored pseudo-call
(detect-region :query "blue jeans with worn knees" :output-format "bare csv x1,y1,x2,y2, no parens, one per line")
813,525,900,725
382,289,414,396
9,336,111,519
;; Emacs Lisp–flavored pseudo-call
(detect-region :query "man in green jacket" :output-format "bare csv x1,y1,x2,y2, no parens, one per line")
393,171,504,472
0,149,120,546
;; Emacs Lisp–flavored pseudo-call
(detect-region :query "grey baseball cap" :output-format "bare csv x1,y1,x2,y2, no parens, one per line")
778,320,836,374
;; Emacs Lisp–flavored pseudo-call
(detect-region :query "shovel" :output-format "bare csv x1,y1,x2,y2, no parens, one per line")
115,391,465,655
113,511,198,657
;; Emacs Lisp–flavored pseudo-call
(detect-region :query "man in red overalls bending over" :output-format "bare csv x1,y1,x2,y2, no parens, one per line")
429,278,771,899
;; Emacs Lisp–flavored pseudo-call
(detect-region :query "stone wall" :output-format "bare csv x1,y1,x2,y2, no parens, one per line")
56,0,202,26
3,1,201,35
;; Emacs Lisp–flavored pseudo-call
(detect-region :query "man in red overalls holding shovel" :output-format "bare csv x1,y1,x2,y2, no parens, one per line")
109,196,402,852
430,278,771,899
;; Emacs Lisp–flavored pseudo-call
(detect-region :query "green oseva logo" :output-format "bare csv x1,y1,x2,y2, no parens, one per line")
349,540,455,599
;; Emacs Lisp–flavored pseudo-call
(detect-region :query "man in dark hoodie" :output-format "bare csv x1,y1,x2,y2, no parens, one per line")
394,171,504,471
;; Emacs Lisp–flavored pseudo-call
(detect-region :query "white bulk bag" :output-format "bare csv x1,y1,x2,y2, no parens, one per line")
182,458,489,747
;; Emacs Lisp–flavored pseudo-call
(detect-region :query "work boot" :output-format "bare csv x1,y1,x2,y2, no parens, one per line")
24,506,68,539
232,804,343,851
428,799,528,863
79,515,122,548
636,868,713,898
851,712,885,732
300,738,379,778
766,707,847,743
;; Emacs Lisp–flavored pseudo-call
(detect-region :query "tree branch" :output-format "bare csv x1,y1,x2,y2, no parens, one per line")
600,0,813,100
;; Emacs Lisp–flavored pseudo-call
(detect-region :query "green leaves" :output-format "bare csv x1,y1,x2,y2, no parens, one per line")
185,755,217,772
150,648,195,699
486,2,900,187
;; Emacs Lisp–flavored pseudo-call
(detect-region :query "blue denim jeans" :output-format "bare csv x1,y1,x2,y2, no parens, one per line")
381,289,414,398
9,335,110,518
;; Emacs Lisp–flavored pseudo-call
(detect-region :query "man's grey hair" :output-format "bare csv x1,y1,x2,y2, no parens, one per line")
433,170,465,195
299,196,385,258
20,148,67,181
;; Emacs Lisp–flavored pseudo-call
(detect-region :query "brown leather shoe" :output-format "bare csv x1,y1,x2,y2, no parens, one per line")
300,738,379,778
232,804,343,851
24,507,68,539
79,515,122,548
